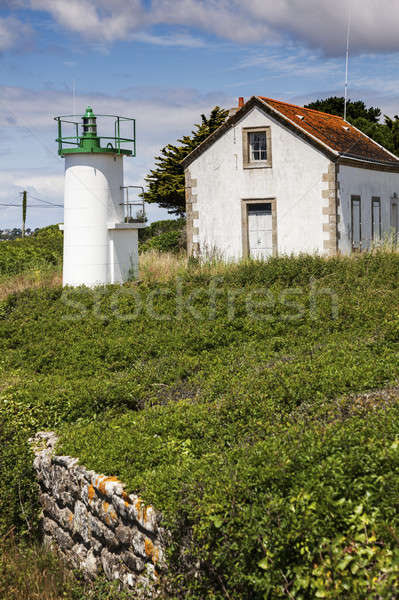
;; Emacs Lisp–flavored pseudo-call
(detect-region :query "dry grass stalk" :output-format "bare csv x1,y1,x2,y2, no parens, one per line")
0,269,62,301
0,538,72,600
139,250,188,283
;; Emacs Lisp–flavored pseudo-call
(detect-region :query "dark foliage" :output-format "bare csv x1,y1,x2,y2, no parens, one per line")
144,107,228,216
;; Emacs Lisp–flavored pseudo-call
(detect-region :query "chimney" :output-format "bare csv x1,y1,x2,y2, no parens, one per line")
228,97,245,118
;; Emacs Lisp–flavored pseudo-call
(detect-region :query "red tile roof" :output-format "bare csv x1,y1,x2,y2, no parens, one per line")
258,96,399,164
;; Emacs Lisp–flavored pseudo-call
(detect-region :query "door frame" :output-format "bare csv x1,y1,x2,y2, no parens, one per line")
241,198,277,259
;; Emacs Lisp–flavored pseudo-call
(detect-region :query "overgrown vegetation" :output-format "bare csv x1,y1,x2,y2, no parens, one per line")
0,538,132,600
139,218,186,254
0,224,63,277
3,251,399,596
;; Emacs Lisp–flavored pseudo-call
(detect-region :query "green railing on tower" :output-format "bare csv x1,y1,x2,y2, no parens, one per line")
55,107,136,157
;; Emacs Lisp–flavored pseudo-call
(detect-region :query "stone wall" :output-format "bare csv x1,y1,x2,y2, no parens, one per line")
31,432,166,596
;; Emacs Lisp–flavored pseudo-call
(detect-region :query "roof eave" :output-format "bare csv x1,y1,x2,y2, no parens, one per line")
338,154,399,173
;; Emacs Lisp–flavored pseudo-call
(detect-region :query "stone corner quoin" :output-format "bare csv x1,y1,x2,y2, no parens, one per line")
30,431,167,596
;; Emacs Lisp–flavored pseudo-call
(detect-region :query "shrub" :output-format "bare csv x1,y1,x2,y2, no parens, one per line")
3,252,399,597
139,218,186,254
140,230,184,254
0,225,63,277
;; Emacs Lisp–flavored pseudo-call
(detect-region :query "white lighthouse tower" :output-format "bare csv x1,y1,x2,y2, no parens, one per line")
55,107,145,287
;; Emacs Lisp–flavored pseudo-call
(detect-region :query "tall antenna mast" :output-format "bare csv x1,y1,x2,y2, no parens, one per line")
344,6,352,121
73,80,76,116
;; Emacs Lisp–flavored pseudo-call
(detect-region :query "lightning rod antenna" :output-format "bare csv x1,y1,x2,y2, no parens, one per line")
344,6,351,122
73,80,76,116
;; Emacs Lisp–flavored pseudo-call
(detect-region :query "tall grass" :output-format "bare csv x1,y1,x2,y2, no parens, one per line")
0,266,61,301
0,537,132,600
0,538,75,600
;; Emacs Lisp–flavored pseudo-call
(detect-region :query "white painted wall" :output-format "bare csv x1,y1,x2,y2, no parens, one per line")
338,165,399,253
63,153,140,287
108,226,140,283
188,106,332,260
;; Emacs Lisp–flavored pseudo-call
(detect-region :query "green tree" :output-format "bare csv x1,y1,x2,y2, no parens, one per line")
384,114,399,155
144,106,229,216
305,96,399,157
305,96,381,123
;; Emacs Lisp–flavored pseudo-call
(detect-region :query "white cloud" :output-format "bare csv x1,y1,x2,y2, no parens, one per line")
30,0,145,43
233,46,342,79
0,15,32,52
25,0,399,56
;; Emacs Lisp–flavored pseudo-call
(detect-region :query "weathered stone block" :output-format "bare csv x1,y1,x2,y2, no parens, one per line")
115,524,132,545
131,530,147,558
73,500,90,545
100,548,125,581
40,493,74,531
121,550,145,573
87,513,119,550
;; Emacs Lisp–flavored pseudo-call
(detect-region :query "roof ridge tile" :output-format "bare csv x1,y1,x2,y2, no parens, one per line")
258,96,344,119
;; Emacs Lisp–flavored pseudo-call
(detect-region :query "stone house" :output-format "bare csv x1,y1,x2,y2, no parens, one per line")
182,96,399,259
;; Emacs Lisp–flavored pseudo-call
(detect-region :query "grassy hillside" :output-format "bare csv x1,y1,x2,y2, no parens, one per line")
2,251,399,597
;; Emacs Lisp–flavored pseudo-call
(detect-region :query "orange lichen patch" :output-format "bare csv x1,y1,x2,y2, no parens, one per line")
87,485,95,502
152,547,160,565
97,475,120,495
69,514,73,523
145,538,154,558
103,502,110,513
110,510,117,521
122,491,131,503
135,498,143,512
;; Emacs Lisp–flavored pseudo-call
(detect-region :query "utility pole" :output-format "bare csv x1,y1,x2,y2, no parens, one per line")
22,190,27,238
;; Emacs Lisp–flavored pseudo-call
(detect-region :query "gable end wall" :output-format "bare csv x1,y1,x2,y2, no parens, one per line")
185,106,333,259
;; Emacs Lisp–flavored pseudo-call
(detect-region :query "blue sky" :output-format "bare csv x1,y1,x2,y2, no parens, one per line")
1,0,399,228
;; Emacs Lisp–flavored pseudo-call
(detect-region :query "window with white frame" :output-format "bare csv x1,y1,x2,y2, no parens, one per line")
248,132,267,161
242,127,272,168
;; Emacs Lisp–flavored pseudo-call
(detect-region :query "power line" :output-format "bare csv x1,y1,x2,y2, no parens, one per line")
0,203,63,208
30,194,64,207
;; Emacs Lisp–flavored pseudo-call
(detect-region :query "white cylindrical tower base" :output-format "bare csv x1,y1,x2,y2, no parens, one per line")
63,153,124,287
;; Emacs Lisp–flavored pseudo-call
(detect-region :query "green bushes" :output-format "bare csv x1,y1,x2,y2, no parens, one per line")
0,225,63,277
139,218,185,253
3,252,399,596
140,229,184,253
